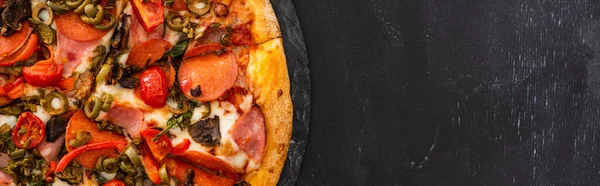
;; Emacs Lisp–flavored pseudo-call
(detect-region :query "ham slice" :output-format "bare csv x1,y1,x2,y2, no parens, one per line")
0,170,12,185
36,134,65,163
228,106,266,162
107,104,145,138
0,153,9,168
55,32,99,77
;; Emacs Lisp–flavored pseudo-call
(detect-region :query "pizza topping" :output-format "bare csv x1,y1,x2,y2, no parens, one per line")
131,0,163,32
67,130,91,148
228,106,266,162
32,3,55,26
166,12,189,31
0,32,37,67
55,11,108,41
0,21,32,57
178,52,238,101
230,23,252,46
84,96,102,119
111,14,131,50
43,91,68,115
103,179,126,186
178,151,238,180
56,141,127,172
190,85,201,97
184,168,195,185
118,77,139,88
212,2,228,17
141,129,172,161
183,27,228,59
1,0,31,35
47,1,70,14
30,21,57,45
159,164,169,184
163,156,236,185
171,138,190,155
139,67,169,108
127,38,172,68
12,112,45,149
189,116,220,147
188,0,210,16
65,110,127,168
138,142,161,184
45,115,68,142
93,12,117,31
23,45,63,87
106,104,144,137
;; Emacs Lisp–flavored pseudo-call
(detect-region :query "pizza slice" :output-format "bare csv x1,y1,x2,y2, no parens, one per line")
0,0,291,184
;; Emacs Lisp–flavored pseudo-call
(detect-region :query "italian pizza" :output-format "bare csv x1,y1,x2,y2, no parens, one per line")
0,0,292,184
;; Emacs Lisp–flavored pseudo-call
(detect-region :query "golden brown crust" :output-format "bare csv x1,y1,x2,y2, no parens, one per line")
245,0,282,44
244,38,292,186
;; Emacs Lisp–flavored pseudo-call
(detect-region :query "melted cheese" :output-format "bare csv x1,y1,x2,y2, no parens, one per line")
0,115,17,128
33,105,51,124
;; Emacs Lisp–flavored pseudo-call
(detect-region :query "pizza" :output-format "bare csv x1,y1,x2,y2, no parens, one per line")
0,0,292,184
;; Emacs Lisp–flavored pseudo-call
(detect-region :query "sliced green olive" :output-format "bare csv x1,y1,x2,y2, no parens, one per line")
188,0,210,16
201,102,211,119
159,164,169,184
84,96,103,120
123,145,142,167
80,5,103,25
44,91,68,115
66,0,84,9
73,0,91,14
68,130,91,147
101,93,113,111
47,1,70,14
94,12,117,31
166,12,189,31
32,3,55,26
84,4,97,18
96,63,111,86
220,34,230,46
102,157,120,173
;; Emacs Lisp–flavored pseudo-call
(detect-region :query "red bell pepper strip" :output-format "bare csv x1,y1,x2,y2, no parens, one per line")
55,141,127,172
170,139,190,155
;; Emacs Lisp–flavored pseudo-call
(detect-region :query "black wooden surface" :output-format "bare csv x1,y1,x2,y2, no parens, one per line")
295,0,600,185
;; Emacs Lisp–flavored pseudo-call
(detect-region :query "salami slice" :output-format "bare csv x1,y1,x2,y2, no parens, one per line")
228,106,266,162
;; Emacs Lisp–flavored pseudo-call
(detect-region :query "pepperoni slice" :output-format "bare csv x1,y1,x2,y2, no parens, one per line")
107,104,145,138
127,38,172,68
228,106,266,162
168,0,188,10
0,33,38,66
160,62,176,87
66,111,127,168
178,52,238,102
55,12,108,42
0,22,32,57
162,157,236,186
178,151,239,180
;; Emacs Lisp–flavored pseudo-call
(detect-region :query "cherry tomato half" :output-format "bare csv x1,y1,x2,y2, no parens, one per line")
141,129,172,161
131,0,164,32
12,112,45,149
103,180,126,186
139,67,168,108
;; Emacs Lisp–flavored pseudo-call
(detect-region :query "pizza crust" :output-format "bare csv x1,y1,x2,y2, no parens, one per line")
245,38,292,186
246,0,282,44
